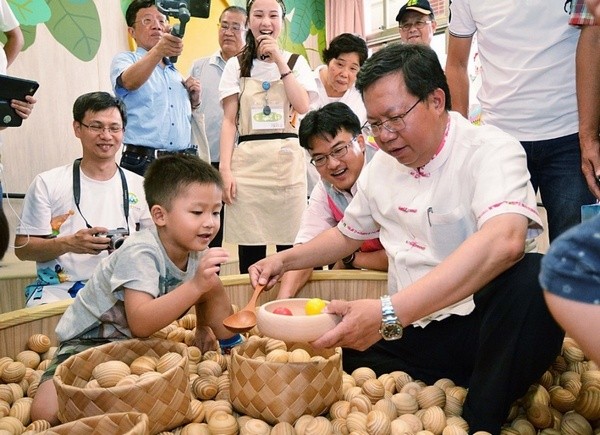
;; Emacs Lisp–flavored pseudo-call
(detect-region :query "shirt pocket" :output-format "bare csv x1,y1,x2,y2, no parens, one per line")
427,205,474,259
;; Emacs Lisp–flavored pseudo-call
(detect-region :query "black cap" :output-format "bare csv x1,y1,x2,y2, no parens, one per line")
395,0,434,23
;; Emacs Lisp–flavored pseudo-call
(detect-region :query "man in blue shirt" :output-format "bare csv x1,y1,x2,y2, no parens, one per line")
110,0,201,176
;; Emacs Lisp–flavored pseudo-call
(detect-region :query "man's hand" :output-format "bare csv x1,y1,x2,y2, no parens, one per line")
311,299,382,350
69,226,112,255
580,135,600,200
249,256,286,290
185,76,201,108
151,32,184,59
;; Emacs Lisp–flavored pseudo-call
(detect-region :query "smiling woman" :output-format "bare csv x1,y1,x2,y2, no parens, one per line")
218,0,319,274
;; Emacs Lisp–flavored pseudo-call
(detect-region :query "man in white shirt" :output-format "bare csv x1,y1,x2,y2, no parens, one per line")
15,92,152,307
445,0,595,241
249,43,563,433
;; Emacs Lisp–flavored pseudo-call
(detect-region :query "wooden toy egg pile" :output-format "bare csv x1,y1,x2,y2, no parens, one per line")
0,315,599,435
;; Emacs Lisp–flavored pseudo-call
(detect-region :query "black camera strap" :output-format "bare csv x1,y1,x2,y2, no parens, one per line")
72,158,130,234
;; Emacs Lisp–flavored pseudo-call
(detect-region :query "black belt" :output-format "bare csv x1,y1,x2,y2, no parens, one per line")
123,144,198,159
238,133,298,143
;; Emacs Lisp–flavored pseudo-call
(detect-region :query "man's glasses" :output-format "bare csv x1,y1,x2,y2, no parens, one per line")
134,14,167,28
79,122,123,135
218,23,244,32
399,20,432,32
310,137,357,167
361,99,421,137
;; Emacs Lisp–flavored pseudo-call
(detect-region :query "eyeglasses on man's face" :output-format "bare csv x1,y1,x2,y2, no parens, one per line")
399,20,431,32
362,99,421,137
79,122,124,135
134,14,168,28
310,136,358,167
218,22,244,32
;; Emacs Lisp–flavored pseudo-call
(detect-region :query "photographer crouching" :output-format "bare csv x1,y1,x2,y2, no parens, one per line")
14,92,153,307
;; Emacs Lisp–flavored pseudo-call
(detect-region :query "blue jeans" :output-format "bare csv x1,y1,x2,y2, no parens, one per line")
521,133,595,242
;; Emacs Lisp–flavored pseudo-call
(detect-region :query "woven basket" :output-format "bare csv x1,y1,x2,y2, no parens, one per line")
40,412,150,435
53,338,190,434
229,338,343,424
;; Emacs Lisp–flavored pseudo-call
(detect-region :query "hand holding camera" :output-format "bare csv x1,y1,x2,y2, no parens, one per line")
94,228,129,252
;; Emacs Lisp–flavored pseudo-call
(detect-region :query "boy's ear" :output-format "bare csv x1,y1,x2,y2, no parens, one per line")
151,205,167,226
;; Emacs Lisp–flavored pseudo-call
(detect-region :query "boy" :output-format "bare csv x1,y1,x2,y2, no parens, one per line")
31,154,242,425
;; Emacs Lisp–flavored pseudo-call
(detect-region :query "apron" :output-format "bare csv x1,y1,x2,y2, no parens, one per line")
224,60,307,245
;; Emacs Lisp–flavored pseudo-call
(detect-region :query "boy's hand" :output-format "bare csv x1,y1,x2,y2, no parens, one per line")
193,247,229,291
194,325,217,352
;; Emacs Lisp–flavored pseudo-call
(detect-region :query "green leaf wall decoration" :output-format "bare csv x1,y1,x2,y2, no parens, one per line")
44,0,101,61
7,0,51,26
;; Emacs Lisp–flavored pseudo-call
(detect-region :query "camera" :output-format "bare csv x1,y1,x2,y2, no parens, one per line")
155,0,211,19
155,0,211,62
96,228,129,251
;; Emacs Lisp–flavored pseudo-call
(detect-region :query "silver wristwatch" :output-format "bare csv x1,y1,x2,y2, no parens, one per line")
379,295,403,341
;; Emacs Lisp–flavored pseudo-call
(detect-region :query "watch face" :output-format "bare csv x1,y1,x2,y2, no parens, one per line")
381,323,403,341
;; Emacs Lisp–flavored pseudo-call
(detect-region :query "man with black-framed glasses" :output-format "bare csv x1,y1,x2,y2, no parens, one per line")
249,43,563,433
396,0,437,46
14,92,152,307
276,102,387,299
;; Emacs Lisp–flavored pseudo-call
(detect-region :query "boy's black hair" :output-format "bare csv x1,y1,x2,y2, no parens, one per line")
322,33,368,66
144,154,224,209
298,102,361,151
356,42,451,110
72,92,127,127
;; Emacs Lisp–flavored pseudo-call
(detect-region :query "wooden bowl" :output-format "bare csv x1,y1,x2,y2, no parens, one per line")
257,298,341,342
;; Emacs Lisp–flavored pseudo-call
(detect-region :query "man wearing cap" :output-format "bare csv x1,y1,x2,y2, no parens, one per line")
396,0,437,46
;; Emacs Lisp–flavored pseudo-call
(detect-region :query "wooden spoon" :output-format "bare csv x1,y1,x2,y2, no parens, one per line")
222,284,266,332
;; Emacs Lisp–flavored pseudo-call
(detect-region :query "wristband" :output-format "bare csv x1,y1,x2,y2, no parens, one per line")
280,70,293,80
342,252,356,269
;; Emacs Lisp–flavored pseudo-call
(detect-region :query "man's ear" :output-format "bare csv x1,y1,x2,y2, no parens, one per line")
357,133,367,152
151,204,167,226
430,88,446,112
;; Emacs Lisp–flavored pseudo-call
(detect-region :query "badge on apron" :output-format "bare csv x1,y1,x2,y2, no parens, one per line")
251,103,285,130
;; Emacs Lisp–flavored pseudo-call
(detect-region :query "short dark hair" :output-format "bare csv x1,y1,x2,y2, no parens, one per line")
356,43,451,110
72,92,127,126
322,33,368,66
299,102,361,151
126,0,161,27
144,154,224,209
220,5,247,21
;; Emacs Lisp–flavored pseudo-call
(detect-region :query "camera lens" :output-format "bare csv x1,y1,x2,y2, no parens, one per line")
111,236,126,250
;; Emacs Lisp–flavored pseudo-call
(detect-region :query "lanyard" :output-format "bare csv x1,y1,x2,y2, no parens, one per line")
72,158,130,233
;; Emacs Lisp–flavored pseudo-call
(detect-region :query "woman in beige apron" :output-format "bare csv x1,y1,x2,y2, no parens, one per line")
219,0,317,273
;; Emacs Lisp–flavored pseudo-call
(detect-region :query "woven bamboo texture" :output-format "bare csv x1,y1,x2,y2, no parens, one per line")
53,338,190,434
229,338,343,424
39,412,150,435
0,271,387,359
